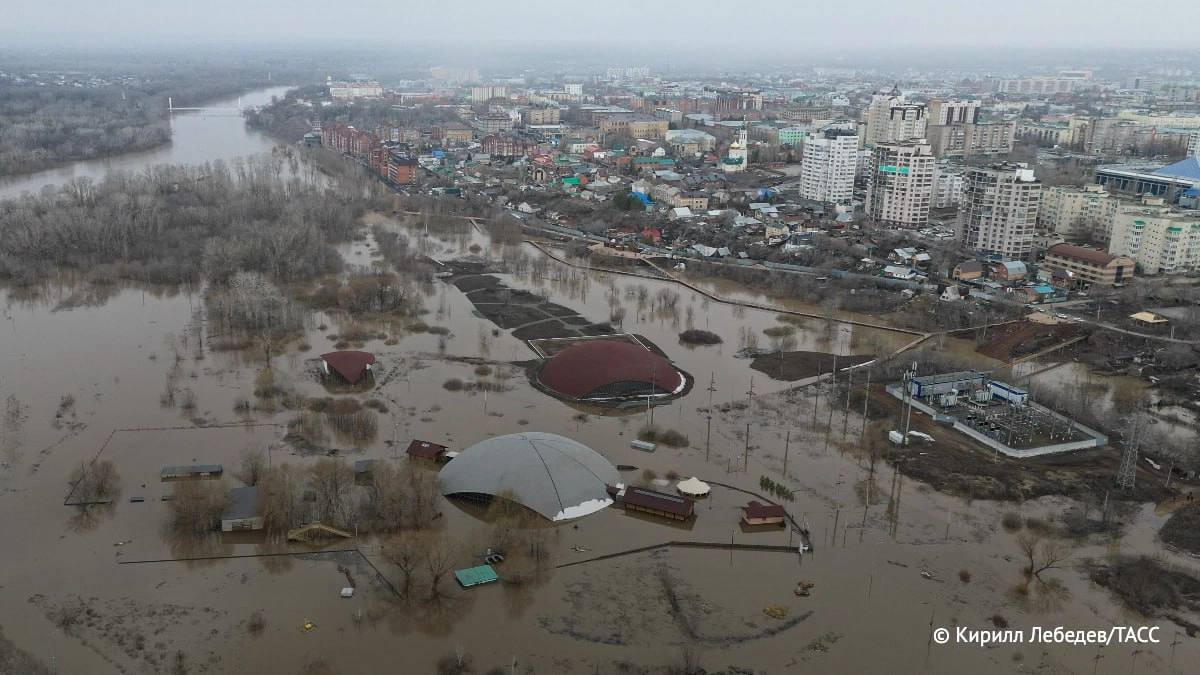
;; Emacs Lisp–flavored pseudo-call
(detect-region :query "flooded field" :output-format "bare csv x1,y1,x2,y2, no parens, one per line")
2,213,1199,674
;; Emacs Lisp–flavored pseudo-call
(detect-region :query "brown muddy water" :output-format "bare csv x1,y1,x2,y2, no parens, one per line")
1,216,1197,674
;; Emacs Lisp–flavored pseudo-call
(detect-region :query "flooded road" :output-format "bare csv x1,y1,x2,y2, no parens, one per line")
1,172,1197,671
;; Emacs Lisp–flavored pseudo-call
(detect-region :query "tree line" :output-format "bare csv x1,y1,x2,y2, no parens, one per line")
0,156,373,286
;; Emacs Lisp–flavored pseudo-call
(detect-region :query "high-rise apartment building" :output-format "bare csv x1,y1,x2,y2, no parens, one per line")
1109,198,1200,275
925,98,1015,159
865,141,935,228
1188,130,1200,157
932,164,964,209
862,86,926,148
1037,184,1120,242
956,163,1041,261
927,99,981,126
799,124,859,205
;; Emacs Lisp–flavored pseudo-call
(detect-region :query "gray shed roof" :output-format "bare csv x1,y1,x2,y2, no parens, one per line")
440,432,618,521
222,486,260,521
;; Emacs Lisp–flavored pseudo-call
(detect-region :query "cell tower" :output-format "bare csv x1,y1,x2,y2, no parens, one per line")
1115,411,1147,491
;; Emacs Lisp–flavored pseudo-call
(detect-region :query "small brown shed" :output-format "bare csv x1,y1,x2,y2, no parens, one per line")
741,501,788,526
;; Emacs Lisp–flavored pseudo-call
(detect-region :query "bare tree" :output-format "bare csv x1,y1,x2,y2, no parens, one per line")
383,532,425,598
307,458,357,528
424,533,461,599
236,445,267,486
69,459,120,506
1016,532,1070,581
167,479,230,533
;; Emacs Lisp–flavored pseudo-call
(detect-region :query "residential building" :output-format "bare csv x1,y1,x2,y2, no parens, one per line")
952,259,983,281
1188,130,1200,157
1043,244,1134,286
327,77,382,100
1109,198,1200,275
927,99,981,126
481,134,537,158
799,124,858,204
865,141,935,228
469,85,507,103
384,155,418,185
524,106,561,125
933,164,964,209
926,120,1016,159
956,163,1041,261
474,114,514,134
862,86,926,148
989,77,1080,94
778,126,809,147
1037,184,1120,242
664,129,716,152
673,192,710,211
654,108,684,124
433,122,473,144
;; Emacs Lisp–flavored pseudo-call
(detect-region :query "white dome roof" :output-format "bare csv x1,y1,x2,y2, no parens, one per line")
440,432,619,521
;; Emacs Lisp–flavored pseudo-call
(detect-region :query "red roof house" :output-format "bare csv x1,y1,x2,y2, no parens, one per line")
405,439,449,462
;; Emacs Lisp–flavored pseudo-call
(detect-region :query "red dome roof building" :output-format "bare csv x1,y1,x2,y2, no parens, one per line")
536,341,686,401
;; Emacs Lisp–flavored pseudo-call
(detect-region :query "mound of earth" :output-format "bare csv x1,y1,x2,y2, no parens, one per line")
1161,502,1200,554
975,321,1082,361
749,351,874,382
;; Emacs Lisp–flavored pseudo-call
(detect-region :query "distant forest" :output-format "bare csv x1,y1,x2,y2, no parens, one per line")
0,155,384,286
0,67,292,177
246,86,461,142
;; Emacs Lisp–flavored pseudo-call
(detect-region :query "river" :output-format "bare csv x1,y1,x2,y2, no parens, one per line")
0,86,296,199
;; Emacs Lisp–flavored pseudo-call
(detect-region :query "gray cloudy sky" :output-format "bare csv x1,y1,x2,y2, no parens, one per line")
1,0,1194,49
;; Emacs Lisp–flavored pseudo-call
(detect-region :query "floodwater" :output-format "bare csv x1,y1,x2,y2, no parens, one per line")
0,86,295,199
2,134,1198,673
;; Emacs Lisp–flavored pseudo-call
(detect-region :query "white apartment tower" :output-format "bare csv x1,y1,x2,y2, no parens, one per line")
1188,130,1200,157
932,164,964,209
862,86,927,148
865,141,935,228
1037,184,1120,243
956,163,1041,261
1109,198,1200,275
800,124,859,204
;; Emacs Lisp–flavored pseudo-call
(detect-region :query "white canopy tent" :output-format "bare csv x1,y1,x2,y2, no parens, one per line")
676,477,711,498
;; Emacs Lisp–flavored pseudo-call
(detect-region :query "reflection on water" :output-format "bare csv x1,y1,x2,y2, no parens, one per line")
0,87,296,199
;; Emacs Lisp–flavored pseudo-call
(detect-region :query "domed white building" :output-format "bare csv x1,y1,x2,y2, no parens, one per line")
440,432,620,521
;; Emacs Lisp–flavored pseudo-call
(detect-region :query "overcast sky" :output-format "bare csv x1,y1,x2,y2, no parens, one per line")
1,0,1195,50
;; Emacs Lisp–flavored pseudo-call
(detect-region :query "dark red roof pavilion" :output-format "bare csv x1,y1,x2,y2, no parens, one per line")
320,351,376,384
537,341,682,400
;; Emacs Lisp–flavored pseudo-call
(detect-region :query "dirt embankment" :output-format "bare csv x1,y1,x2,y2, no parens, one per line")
1161,502,1200,555
974,321,1083,361
749,351,874,382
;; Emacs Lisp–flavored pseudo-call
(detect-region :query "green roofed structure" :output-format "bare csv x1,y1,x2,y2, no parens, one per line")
455,565,499,588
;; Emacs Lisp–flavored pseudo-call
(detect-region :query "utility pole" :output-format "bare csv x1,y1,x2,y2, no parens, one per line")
705,373,716,462
744,377,756,471
783,430,791,477
842,367,853,441
861,369,871,443
649,361,657,427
